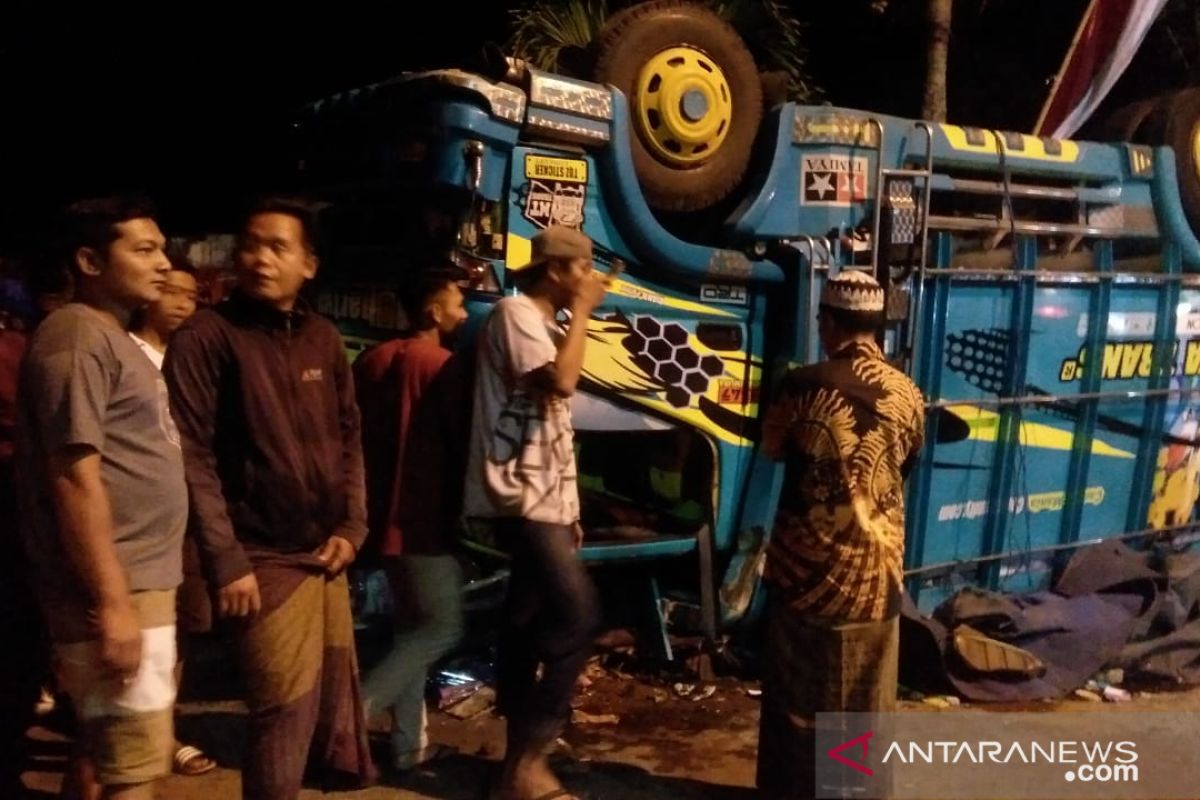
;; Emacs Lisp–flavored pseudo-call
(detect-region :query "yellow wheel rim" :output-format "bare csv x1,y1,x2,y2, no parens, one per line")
1192,121,1200,183
635,46,732,167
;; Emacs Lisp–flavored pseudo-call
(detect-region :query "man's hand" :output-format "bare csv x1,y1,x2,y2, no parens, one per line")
573,521,585,552
97,601,143,683
571,271,608,317
314,535,357,576
218,573,262,618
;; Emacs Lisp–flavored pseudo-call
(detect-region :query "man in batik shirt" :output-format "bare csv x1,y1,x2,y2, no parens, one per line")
757,270,925,800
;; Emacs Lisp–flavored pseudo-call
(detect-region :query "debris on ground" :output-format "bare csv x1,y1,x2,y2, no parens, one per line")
673,682,696,698
1102,685,1132,703
1073,689,1103,703
445,687,496,719
1086,669,1132,701
436,676,485,709
919,695,962,708
652,688,669,704
579,661,605,689
572,710,620,725
594,628,638,650
692,686,717,703
580,654,637,685
433,658,496,710
597,652,643,681
746,688,763,698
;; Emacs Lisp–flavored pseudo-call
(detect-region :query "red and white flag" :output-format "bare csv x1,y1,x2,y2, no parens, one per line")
1033,0,1168,139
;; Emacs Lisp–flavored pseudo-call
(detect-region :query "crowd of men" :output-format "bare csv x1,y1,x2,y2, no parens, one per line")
0,195,923,800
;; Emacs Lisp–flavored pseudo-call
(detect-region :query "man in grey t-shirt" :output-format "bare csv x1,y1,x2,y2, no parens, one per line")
17,196,186,800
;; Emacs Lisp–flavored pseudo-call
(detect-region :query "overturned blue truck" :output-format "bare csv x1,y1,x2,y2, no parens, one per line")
296,1,1200,657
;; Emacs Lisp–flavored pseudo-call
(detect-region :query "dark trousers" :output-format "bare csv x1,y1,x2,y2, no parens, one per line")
0,467,48,794
495,519,600,745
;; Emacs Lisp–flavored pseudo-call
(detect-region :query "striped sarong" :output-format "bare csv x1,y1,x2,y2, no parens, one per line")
234,550,375,800
757,603,898,800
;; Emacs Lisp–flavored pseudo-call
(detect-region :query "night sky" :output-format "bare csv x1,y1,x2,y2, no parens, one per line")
0,0,1178,255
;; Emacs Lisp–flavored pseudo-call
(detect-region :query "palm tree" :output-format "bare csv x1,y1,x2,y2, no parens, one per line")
922,0,953,120
865,0,954,120
506,0,823,101
506,0,612,79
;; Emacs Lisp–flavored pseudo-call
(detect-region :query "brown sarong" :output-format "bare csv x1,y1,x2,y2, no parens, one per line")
757,604,898,800
234,550,375,800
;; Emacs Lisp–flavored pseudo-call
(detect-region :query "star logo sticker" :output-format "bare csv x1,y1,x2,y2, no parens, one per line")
808,172,834,198
802,154,869,206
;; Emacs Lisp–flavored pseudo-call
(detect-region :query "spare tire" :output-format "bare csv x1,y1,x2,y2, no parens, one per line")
1144,88,1200,235
594,0,763,212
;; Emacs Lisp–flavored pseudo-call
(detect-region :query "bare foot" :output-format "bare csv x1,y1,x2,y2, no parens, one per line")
494,754,573,800
512,755,572,800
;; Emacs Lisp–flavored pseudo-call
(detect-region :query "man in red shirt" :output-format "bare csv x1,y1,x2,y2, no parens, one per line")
355,271,469,771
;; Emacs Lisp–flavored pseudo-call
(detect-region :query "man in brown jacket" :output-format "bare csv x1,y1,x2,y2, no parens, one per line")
163,196,374,800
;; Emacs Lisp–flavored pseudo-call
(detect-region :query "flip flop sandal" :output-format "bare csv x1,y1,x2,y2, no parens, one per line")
174,744,218,776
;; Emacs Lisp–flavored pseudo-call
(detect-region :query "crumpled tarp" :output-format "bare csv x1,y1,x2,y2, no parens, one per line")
900,541,1200,701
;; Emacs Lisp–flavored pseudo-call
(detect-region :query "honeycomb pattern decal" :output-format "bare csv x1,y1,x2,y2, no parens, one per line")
582,310,761,443
623,316,726,408
946,328,1011,395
